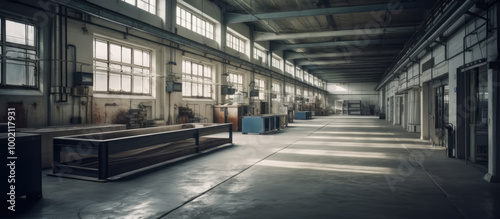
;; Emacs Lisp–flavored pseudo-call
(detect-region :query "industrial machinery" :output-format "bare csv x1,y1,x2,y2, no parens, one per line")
213,105,250,131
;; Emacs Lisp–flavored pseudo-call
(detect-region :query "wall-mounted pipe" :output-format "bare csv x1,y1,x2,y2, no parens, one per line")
376,0,476,91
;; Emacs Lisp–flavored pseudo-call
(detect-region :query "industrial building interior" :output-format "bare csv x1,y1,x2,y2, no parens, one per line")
1,0,500,218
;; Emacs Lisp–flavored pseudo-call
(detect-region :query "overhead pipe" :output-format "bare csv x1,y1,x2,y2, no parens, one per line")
376,0,477,91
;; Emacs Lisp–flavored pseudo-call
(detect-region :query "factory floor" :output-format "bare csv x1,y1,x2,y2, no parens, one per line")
6,116,500,219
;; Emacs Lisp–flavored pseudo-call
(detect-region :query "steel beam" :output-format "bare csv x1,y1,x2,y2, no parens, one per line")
272,38,408,51
296,59,393,66
285,49,400,60
303,65,389,70
254,26,416,41
224,0,432,24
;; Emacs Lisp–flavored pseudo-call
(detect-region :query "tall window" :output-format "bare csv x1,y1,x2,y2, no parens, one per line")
254,46,266,63
297,87,303,97
272,83,281,96
227,33,245,53
0,19,37,88
286,85,294,96
296,68,303,81
93,38,152,94
176,6,214,40
304,72,309,83
227,72,243,99
182,60,212,98
272,54,282,70
123,0,156,14
254,78,265,100
228,73,243,92
285,62,294,75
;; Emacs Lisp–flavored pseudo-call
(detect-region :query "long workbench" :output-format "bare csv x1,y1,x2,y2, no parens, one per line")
52,123,232,181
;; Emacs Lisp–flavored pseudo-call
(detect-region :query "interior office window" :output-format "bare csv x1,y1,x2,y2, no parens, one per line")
254,78,265,100
123,0,156,14
227,33,245,53
285,62,294,75
0,19,37,88
176,6,214,40
272,54,282,70
93,38,152,94
253,46,267,63
182,60,212,98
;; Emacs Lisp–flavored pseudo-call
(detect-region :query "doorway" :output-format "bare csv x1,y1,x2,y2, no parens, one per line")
465,65,489,164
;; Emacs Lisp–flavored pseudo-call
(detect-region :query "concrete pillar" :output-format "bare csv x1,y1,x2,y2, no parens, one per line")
484,62,499,182
421,83,430,140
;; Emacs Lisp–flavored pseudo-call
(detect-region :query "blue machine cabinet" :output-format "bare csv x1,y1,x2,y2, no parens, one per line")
242,115,281,134
295,111,312,120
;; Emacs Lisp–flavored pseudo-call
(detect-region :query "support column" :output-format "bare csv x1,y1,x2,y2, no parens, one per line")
421,83,430,140
484,61,499,182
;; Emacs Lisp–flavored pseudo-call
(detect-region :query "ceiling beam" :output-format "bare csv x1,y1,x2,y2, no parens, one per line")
285,49,400,60
303,65,389,70
254,26,416,41
272,38,408,51
224,0,432,24
310,69,387,74
296,59,393,66
324,79,380,83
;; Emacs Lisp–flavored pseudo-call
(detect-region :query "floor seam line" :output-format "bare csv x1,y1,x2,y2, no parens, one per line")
387,125,469,219
156,121,333,218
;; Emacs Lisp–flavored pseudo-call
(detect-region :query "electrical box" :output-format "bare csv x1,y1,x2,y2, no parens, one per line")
250,90,259,97
166,81,182,92
74,72,93,86
221,85,236,95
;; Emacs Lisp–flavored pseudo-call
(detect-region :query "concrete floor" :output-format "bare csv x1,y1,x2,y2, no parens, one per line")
5,116,500,218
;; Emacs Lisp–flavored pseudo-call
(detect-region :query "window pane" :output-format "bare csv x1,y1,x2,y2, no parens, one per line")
95,71,108,91
143,52,150,67
134,49,143,65
192,82,198,96
95,40,108,60
27,25,35,46
185,82,192,96
176,7,181,25
138,0,148,11
133,67,143,76
109,44,121,62
204,85,211,97
6,20,26,45
143,77,150,93
133,76,143,93
122,75,131,92
122,47,131,64
6,60,26,85
109,74,121,91
109,64,121,73
27,63,36,86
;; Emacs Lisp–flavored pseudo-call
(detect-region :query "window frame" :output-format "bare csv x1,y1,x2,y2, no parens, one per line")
271,54,282,70
92,37,153,95
253,45,267,64
123,0,156,14
254,78,266,100
0,17,38,89
227,32,245,54
176,6,215,40
182,59,213,99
